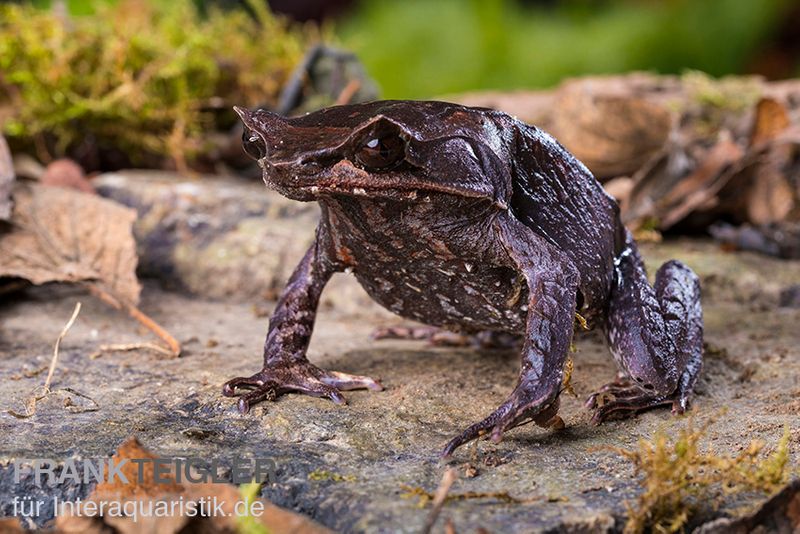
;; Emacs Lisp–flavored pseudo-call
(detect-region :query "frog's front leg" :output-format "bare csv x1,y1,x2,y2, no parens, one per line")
587,232,703,422
442,218,579,456
222,236,383,414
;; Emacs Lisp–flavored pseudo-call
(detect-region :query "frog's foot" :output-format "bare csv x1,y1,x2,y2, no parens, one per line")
222,361,383,414
372,326,521,349
441,388,561,457
371,326,471,346
585,379,690,425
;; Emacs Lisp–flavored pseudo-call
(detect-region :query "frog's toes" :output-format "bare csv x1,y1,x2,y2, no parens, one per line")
587,389,677,425
441,392,560,457
222,362,383,414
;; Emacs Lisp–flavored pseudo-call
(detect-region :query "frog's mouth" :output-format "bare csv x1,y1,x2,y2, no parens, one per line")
264,159,504,207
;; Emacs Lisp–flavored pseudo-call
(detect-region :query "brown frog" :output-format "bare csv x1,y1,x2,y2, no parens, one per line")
224,101,703,456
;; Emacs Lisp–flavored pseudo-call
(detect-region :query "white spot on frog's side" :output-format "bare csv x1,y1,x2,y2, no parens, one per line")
464,262,473,273
405,282,423,292
353,188,367,195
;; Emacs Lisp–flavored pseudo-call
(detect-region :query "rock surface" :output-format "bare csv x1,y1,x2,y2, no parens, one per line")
94,170,320,300
0,239,798,532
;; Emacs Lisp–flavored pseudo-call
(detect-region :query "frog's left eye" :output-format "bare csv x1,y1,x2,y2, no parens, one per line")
242,129,266,160
355,133,405,170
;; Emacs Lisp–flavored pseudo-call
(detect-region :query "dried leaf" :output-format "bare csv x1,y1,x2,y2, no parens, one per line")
746,161,795,225
658,136,744,228
57,437,333,534
40,158,95,194
551,79,673,178
750,97,791,148
0,134,13,222
0,182,141,303
695,479,800,534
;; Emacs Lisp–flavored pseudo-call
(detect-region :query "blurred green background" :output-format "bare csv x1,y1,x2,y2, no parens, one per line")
339,0,799,98
4,0,799,170
17,0,800,99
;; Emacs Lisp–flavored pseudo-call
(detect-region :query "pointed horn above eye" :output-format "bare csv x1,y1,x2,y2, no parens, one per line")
233,105,256,128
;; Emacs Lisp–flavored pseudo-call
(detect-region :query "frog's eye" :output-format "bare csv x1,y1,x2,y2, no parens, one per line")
242,129,266,160
355,133,405,170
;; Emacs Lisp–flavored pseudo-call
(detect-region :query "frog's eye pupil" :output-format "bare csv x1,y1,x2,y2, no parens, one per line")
242,129,266,159
356,133,405,170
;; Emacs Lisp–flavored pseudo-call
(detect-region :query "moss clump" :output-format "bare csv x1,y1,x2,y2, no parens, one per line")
612,416,793,534
0,0,313,170
307,470,357,483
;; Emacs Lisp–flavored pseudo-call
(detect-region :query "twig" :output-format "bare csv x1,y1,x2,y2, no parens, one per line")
421,468,458,534
84,283,181,357
7,301,83,418
90,342,174,359
44,301,81,393
335,79,361,106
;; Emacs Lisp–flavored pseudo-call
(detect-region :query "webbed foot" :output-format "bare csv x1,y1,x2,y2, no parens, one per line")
585,379,690,425
222,361,383,414
441,387,562,457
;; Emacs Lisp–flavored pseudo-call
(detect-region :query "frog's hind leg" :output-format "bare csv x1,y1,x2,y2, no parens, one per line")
588,235,703,424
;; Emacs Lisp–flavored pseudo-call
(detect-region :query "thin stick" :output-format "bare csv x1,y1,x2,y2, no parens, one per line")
90,342,174,359
335,79,361,106
84,283,181,357
421,468,458,534
44,302,81,393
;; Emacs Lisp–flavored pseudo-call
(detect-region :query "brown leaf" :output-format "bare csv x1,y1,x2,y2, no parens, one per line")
750,97,791,148
657,136,745,228
41,158,95,194
695,479,800,533
550,78,674,178
0,134,13,222
746,160,795,225
57,437,333,534
0,182,140,304
0,517,25,533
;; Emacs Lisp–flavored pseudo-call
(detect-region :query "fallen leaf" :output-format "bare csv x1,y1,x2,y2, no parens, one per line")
550,78,674,178
0,182,140,301
695,479,800,534
41,158,95,194
657,136,745,228
750,97,791,148
0,517,25,533
0,134,13,222
57,437,333,534
0,182,180,355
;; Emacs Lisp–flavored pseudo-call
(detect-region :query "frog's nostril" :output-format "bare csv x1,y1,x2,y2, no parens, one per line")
632,376,655,390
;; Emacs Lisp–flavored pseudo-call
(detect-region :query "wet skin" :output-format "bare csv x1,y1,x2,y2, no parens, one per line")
224,101,704,456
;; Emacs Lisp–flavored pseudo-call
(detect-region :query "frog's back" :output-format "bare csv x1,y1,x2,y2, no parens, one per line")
502,119,624,319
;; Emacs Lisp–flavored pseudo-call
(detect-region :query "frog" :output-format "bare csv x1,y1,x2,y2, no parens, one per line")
225,100,703,457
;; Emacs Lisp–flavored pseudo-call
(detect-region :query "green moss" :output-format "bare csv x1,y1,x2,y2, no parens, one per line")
308,469,357,483
0,0,313,169
611,416,794,534
236,481,270,534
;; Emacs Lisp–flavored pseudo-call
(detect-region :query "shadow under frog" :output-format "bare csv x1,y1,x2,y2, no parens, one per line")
223,101,703,457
